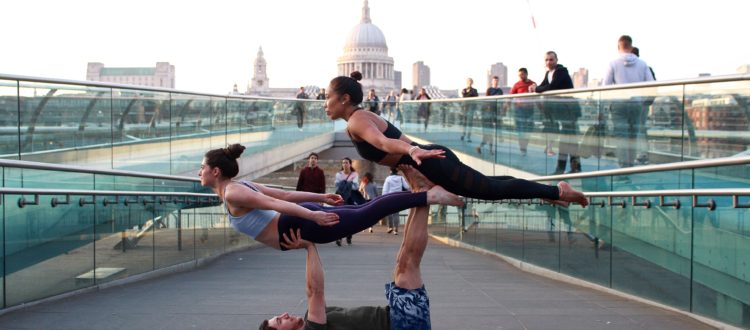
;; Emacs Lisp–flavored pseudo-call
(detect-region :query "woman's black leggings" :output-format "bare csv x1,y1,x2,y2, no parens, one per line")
399,143,559,201
277,191,427,250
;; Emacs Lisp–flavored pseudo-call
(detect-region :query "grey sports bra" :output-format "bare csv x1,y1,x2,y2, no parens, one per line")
223,180,279,239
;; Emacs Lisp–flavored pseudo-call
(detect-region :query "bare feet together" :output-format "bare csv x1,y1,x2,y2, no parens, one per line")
427,185,465,207
398,164,434,192
556,181,588,207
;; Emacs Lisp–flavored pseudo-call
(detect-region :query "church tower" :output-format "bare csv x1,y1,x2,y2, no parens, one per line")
249,46,270,95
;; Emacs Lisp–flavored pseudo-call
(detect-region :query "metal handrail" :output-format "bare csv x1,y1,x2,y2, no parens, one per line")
0,159,199,182
0,187,219,208
0,187,214,196
582,188,750,198
0,73,311,102
400,73,750,103
465,188,750,210
3,72,749,103
532,156,750,182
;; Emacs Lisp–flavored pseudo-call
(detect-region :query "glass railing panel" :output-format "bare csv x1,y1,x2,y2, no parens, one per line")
522,91,601,176
522,203,561,271
112,89,171,172
154,199,195,269
170,94,213,176
683,81,750,160
94,175,157,277
0,80,20,159
600,85,681,171
496,202,525,261
0,168,4,308
557,176,612,287
610,185,692,310
303,99,332,134
234,98,275,155
428,205,448,238
691,195,749,328
4,193,96,307
92,193,150,284
194,204,227,259
228,98,269,135
17,82,112,166
472,203,500,252
209,97,227,149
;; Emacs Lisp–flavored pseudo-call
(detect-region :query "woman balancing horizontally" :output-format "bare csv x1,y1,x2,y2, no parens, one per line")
324,71,588,207
200,144,463,250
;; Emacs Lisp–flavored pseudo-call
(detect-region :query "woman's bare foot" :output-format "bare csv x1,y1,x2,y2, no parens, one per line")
557,181,588,207
398,165,434,192
427,185,464,207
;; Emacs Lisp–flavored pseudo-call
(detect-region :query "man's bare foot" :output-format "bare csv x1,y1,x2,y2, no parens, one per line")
426,185,464,207
557,181,588,207
398,165,434,192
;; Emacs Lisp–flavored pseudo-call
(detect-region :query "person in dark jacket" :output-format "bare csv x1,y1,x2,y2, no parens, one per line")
530,51,582,174
414,87,431,131
296,152,326,194
477,76,504,154
460,78,479,142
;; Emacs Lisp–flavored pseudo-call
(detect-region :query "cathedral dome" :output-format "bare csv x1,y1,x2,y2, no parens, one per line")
345,22,387,50
343,0,387,51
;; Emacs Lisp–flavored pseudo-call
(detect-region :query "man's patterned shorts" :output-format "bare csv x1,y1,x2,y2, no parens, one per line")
385,282,431,330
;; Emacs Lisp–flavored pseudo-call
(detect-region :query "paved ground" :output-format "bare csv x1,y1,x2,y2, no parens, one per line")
0,227,712,330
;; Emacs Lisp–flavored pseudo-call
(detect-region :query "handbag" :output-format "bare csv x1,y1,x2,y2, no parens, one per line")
400,177,409,192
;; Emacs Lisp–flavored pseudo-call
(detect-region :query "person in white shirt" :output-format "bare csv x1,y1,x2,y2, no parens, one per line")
381,167,410,234
603,35,655,169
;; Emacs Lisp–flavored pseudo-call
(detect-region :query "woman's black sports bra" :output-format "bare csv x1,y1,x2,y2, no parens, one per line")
348,112,403,162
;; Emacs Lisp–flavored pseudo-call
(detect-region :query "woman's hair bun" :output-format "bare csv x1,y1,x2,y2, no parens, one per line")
350,71,363,81
225,144,246,159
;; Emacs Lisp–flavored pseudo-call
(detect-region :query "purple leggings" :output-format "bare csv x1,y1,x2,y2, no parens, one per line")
277,191,427,250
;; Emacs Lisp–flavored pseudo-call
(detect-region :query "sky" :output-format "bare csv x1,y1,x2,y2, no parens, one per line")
2,0,748,94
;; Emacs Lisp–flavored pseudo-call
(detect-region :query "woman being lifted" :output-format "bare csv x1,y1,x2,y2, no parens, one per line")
324,71,588,207
200,144,463,250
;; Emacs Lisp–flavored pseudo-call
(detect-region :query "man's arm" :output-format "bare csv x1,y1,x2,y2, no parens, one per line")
305,244,326,325
281,229,327,325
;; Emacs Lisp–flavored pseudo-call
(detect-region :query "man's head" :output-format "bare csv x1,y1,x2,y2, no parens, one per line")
544,51,558,70
631,46,640,57
518,68,528,82
261,312,304,330
491,76,499,88
299,86,305,92
320,88,326,94
618,35,633,53
368,89,376,97
307,152,319,168
466,78,473,88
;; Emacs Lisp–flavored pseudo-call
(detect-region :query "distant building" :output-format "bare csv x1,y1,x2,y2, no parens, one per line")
249,47,270,95
737,64,750,74
686,95,749,158
698,73,711,77
394,71,402,91
86,62,175,88
245,46,299,97
337,0,395,96
412,61,431,92
572,68,589,89
487,63,508,88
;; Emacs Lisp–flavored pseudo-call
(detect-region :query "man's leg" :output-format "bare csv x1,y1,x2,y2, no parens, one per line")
386,167,433,330
393,206,429,289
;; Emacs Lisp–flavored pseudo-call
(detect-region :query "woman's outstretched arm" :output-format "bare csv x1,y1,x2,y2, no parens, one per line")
225,184,340,226
253,182,343,205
